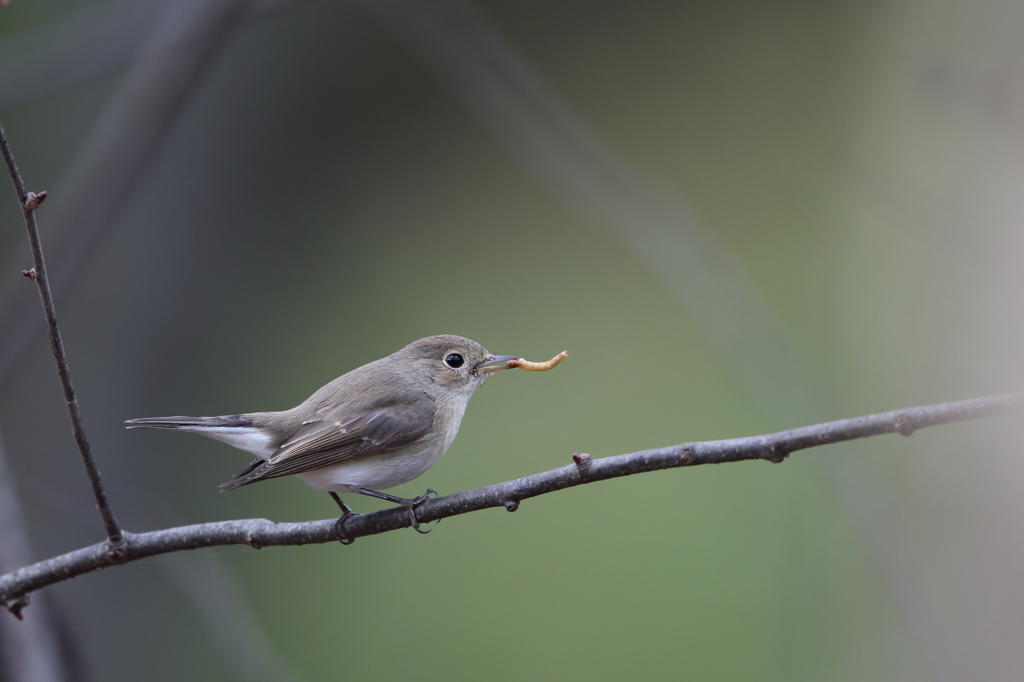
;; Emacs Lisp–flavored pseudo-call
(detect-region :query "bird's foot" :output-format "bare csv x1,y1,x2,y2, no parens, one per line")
405,488,439,534
410,487,439,506
329,491,357,545
333,511,357,545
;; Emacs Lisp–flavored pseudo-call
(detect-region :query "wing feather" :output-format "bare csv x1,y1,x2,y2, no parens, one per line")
219,394,435,490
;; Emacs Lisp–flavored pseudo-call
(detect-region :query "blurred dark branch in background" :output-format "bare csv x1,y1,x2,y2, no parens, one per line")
0,0,248,384
359,0,829,423
2,391,1021,614
0,0,289,109
0,123,123,547
0,437,74,682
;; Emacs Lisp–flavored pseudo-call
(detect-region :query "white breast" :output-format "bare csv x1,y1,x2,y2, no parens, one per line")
296,440,447,492
297,391,474,493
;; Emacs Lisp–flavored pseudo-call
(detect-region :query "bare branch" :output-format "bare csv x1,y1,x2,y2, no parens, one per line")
1,391,1020,613
0,123,123,548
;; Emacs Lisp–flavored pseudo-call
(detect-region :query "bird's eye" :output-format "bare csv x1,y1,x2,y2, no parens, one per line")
444,353,465,369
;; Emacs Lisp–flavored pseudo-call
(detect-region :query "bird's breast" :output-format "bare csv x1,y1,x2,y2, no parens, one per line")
295,439,448,491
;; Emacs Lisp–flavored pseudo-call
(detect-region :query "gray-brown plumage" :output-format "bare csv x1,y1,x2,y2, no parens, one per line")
127,336,518,510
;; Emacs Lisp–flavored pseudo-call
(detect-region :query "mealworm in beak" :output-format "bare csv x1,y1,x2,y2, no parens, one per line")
507,350,568,371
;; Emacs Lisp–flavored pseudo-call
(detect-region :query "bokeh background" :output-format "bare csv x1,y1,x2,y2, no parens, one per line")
1,0,1023,680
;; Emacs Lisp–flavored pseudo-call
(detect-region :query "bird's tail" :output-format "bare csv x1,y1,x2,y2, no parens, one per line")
125,414,275,460
125,415,253,430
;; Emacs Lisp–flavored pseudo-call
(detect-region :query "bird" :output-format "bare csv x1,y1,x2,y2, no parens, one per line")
126,335,521,536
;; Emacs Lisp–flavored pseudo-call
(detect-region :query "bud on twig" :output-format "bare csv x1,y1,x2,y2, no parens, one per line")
24,190,47,210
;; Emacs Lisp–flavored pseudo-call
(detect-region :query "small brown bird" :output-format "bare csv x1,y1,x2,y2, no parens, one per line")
127,335,521,532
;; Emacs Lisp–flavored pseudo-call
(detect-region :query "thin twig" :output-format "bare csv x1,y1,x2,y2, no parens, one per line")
1,390,1021,613
0,123,123,548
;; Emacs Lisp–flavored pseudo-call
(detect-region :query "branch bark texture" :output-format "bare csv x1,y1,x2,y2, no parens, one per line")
1,391,1021,613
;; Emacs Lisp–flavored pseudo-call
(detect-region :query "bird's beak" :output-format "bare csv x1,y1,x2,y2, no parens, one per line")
475,354,519,372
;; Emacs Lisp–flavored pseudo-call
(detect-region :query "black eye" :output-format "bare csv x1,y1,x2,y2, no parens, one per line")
444,353,464,369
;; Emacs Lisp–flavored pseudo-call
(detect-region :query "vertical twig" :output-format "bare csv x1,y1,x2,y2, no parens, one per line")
0,123,123,549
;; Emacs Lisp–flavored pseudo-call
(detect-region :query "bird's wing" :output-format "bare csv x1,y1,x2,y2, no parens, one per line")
219,395,436,490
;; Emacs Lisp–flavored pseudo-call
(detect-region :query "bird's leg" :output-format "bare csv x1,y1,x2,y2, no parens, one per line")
329,491,357,545
348,487,438,506
347,486,439,534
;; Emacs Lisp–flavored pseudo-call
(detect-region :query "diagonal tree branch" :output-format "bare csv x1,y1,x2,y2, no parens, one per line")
1,390,1021,615
0,123,123,548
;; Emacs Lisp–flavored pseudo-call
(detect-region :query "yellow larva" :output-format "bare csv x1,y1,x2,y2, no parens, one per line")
508,350,568,371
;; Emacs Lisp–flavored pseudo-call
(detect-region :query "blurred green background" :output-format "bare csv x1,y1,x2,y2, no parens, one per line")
0,0,1022,680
